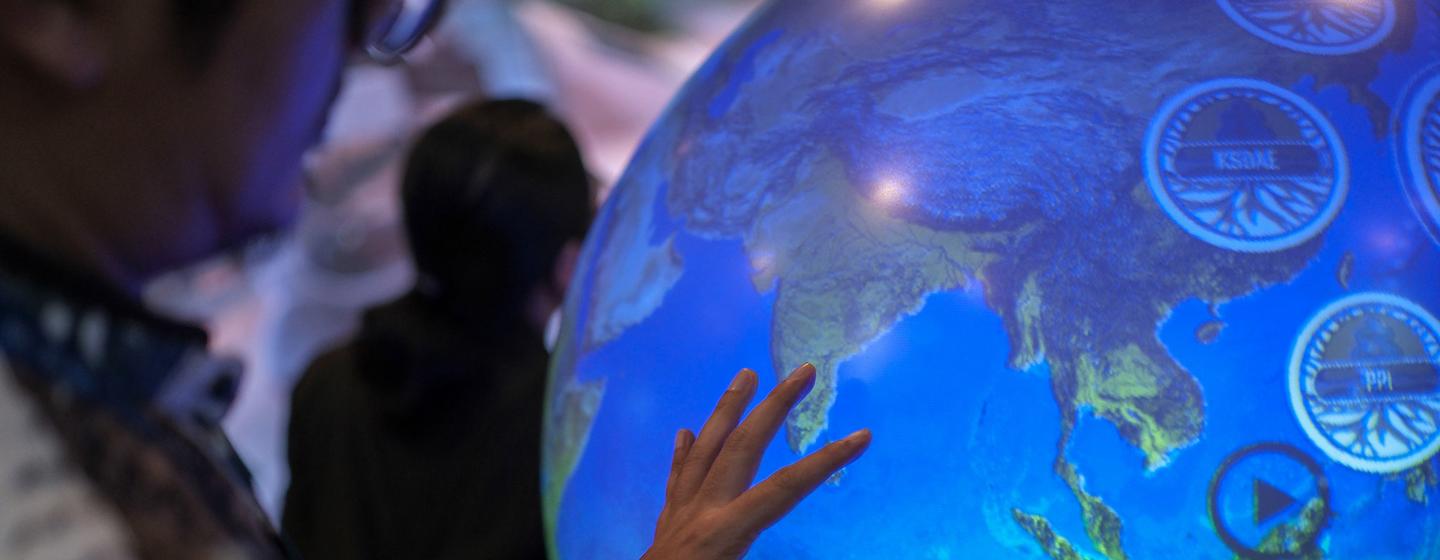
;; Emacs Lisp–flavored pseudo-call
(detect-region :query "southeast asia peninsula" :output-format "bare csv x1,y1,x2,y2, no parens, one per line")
670,148,1319,559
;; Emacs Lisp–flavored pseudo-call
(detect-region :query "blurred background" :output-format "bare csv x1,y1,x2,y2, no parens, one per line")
143,0,759,521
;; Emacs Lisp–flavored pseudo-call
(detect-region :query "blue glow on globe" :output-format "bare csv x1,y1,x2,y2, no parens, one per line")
543,1,1440,557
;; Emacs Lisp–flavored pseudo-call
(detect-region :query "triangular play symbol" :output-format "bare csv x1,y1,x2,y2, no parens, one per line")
1253,478,1297,526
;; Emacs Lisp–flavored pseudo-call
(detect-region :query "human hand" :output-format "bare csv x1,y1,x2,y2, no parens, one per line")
641,363,872,560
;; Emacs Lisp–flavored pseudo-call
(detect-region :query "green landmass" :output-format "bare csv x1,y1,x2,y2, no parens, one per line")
632,4,1395,556
543,193,621,558
1056,460,1126,560
585,233,683,350
708,130,1321,558
758,157,1004,452
1405,460,1438,505
583,172,686,352
532,2,1430,557
1243,498,1327,560
542,375,604,556
543,155,679,557
1013,508,1086,560
746,159,1313,557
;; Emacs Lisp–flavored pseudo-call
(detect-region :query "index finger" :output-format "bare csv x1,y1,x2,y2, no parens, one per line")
696,363,816,503
721,428,872,534
672,368,758,503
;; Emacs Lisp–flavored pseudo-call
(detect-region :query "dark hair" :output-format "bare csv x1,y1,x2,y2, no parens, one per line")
173,1,237,67
401,99,593,325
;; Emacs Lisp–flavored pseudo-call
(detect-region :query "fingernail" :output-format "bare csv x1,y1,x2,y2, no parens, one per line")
674,430,687,450
729,369,755,391
842,429,872,449
792,363,817,395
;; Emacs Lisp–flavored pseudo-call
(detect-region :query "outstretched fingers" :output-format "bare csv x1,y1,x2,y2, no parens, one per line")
664,429,695,503
643,361,873,560
671,369,758,504
723,428,872,535
696,363,817,503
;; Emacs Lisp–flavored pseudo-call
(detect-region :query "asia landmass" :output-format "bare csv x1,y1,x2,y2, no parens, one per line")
734,152,1313,559
555,1,1410,557
1013,508,1086,560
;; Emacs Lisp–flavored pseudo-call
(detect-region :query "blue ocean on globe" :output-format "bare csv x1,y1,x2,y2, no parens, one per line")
542,1,1440,558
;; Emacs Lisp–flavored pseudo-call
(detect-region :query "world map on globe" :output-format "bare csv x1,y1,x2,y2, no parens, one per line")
543,1,1440,558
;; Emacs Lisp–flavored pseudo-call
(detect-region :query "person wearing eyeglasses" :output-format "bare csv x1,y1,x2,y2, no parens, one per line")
0,1,870,559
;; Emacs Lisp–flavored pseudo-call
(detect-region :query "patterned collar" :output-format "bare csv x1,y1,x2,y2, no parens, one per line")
0,237,239,427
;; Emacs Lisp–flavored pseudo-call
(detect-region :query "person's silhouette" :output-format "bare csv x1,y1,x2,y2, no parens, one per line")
284,99,590,559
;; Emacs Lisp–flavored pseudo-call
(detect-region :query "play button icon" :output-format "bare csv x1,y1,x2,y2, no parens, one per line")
1253,478,1297,526
1209,442,1331,559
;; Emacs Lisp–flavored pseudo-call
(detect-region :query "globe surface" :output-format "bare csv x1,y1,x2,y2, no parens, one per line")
543,1,1440,558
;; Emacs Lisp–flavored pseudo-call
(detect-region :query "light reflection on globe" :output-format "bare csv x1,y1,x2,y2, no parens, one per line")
543,1,1440,558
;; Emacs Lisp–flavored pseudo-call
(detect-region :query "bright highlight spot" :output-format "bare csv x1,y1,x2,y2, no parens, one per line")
873,178,907,206
750,249,776,274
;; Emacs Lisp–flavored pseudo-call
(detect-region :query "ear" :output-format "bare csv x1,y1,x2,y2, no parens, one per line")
552,240,582,296
0,0,108,88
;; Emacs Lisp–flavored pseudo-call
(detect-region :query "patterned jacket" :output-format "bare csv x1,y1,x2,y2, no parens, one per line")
0,240,289,559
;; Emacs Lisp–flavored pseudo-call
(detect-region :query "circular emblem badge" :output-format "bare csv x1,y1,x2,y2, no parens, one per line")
1145,78,1349,253
1289,293,1440,473
1216,0,1396,55
1395,64,1440,246
1207,443,1331,559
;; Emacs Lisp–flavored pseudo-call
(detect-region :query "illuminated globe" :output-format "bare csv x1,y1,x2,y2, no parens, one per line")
542,1,1440,558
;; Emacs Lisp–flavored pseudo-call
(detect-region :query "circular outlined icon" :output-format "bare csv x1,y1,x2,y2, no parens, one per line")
1208,442,1331,559
1395,64,1440,246
1144,78,1349,253
1217,0,1396,55
1289,293,1440,473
